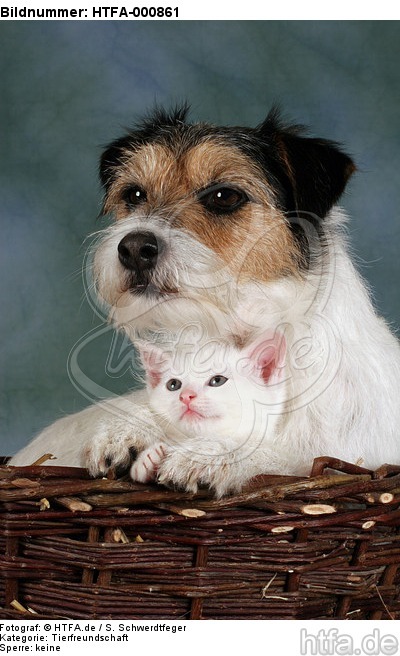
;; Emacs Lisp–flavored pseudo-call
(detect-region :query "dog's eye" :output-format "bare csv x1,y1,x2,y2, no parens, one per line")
124,186,147,207
166,378,182,391
199,186,249,215
208,375,228,387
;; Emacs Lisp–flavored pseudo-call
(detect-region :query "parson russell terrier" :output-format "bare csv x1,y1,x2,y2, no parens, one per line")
11,106,400,496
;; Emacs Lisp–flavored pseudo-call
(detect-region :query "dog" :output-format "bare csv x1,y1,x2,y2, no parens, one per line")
11,105,400,493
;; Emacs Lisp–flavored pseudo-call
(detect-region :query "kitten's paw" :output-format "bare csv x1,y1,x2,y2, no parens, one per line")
130,442,167,483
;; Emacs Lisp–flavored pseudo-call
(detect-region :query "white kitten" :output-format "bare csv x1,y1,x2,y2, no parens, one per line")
131,330,290,496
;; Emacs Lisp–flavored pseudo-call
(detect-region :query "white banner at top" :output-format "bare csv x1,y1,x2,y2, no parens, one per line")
0,1,399,21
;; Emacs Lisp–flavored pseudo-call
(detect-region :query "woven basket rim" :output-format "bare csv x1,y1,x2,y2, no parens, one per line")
2,456,400,620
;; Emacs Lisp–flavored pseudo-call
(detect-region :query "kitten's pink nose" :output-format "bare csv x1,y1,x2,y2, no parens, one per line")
180,390,197,406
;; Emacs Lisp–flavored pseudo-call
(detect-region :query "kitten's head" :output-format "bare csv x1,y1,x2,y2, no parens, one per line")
136,331,286,444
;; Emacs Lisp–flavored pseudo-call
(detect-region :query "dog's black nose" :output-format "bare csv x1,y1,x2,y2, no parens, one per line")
117,231,161,272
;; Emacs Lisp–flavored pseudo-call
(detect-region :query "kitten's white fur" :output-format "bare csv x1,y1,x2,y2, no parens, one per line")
130,333,288,495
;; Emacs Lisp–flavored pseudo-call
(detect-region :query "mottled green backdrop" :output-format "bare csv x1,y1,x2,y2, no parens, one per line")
1,21,399,455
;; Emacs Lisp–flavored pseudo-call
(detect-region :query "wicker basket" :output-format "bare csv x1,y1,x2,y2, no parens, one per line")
1,456,400,620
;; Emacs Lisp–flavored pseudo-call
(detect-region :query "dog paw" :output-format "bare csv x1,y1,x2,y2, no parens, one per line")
81,399,165,477
157,441,242,497
130,442,167,483
83,437,139,478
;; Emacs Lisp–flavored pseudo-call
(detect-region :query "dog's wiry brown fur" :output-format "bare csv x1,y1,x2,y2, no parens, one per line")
96,105,356,314
102,137,303,283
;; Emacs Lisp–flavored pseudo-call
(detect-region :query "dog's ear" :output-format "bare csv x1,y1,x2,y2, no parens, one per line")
258,109,356,219
99,135,132,192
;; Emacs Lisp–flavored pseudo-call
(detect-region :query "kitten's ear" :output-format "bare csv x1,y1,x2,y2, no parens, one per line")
135,341,170,388
242,330,286,384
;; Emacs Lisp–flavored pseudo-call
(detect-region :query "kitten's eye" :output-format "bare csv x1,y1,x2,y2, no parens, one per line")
124,185,147,207
208,375,228,387
199,185,249,215
166,378,182,391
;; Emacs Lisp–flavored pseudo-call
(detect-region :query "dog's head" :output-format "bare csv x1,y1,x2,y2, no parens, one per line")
93,106,355,335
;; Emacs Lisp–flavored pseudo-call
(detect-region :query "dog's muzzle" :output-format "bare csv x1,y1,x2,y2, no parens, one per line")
117,231,164,293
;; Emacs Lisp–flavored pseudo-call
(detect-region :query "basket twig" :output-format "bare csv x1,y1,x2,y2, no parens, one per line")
1,457,400,620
